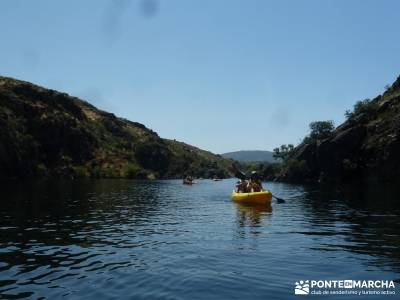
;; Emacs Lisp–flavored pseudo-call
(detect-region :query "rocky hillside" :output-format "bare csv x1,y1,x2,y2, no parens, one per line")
0,76,232,179
279,75,400,184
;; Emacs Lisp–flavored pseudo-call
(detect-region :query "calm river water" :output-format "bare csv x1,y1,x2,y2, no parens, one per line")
0,179,399,299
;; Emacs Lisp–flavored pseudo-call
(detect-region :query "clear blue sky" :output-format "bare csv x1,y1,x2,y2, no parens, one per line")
1,0,399,153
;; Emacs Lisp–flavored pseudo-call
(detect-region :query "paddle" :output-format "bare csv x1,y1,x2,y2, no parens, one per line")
229,163,248,180
230,163,286,203
272,194,285,203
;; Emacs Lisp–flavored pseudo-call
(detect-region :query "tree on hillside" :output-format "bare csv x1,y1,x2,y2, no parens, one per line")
345,98,378,119
273,144,294,161
309,120,335,141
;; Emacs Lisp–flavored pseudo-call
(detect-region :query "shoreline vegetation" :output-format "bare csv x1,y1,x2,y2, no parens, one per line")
0,76,233,180
1,74,400,185
241,75,400,185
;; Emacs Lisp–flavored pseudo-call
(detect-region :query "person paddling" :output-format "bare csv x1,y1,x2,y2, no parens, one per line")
235,179,250,193
183,175,193,185
249,171,263,192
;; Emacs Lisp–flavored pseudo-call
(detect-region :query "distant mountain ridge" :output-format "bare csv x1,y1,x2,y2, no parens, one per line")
222,150,275,162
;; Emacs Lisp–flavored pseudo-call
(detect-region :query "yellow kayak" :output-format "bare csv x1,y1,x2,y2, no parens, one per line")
231,190,272,204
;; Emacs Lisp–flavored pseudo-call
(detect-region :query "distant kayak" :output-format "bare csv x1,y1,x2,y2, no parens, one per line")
213,178,222,181
183,180,193,185
231,190,272,204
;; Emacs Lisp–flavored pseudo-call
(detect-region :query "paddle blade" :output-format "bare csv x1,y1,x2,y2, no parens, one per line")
272,194,286,203
230,163,248,180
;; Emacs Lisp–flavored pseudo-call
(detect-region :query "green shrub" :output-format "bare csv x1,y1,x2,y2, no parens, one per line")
309,120,335,140
260,163,282,179
282,159,308,178
345,98,379,118
273,144,294,161
36,163,48,176
135,141,170,174
91,165,103,178
72,165,88,177
300,121,335,144
122,163,148,179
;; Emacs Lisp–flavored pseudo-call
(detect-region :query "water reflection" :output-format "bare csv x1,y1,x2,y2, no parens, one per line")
234,202,272,228
0,179,176,299
298,183,400,273
233,202,272,250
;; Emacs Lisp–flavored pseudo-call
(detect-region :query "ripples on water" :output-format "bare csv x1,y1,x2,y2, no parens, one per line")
0,179,399,299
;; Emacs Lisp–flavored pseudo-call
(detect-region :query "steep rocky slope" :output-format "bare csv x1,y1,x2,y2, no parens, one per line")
279,75,400,184
0,76,232,179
